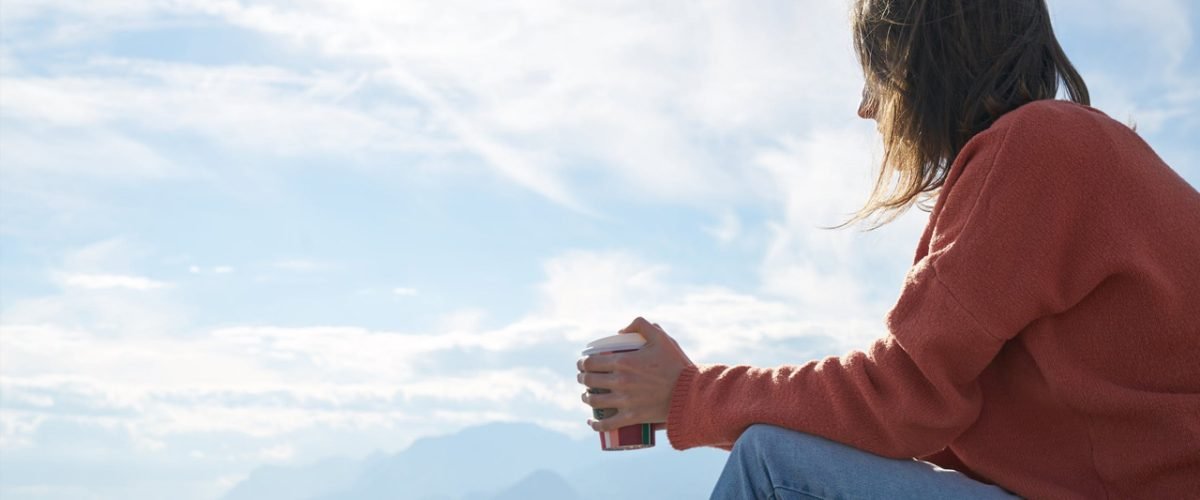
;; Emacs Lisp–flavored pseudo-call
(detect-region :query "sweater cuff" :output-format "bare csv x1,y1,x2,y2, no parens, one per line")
666,363,701,450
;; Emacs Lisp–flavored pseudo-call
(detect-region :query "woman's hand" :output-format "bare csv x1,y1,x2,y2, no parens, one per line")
576,317,695,432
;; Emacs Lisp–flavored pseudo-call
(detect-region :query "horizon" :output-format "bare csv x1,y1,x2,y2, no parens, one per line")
2,0,1197,498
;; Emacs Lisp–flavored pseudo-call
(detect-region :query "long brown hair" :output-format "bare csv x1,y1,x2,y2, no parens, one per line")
845,0,1089,229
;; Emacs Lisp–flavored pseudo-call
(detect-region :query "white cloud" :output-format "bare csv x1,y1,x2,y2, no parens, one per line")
745,127,929,326
0,246,897,454
184,264,234,276
399,368,580,412
0,61,458,205
536,250,671,331
57,273,168,291
435,308,487,334
0,240,188,335
528,249,894,359
0,323,584,446
0,412,43,449
0,292,186,338
59,238,144,272
704,211,742,244
0,127,180,182
392,287,418,296
0,0,867,212
257,444,295,462
1,76,115,127
2,0,1194,216
0,0,161,29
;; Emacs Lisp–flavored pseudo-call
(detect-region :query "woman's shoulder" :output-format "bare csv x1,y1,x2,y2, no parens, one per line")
946,97,1192,222
940,98,1166,230
998,98,1104,122
983,99,1125,148
959,98,1141,175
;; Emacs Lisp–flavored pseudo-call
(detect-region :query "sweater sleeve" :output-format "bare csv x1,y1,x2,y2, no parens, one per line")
666,101,1118,457
665,263,1003,457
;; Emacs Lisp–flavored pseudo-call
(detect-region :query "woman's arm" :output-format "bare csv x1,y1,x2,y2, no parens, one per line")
582,102,1126,458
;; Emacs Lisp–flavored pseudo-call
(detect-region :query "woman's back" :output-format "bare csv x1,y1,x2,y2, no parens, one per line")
661,99,1200,500
910,98,1200,499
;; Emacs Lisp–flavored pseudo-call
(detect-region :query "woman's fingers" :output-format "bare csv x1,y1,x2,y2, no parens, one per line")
577,371,620,390
580,390,623,409
577,353,619,373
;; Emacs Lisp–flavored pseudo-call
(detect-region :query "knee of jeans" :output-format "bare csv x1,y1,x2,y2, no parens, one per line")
734,424,788,455
733,424,828,463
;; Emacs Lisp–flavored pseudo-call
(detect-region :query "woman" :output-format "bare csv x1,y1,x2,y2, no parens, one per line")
576,0,1200,498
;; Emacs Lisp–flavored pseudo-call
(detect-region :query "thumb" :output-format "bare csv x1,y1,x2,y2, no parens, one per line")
618,316,669,344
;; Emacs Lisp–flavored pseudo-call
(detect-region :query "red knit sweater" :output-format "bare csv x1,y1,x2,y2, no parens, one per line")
666,100,1200,499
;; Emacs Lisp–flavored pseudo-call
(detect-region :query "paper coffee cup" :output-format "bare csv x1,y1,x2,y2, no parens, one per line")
581,333,655,451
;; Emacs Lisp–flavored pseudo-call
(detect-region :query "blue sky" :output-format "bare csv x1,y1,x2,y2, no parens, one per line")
1,0,1197,498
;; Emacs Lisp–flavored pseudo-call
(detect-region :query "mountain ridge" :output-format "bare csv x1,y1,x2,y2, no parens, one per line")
222,421,727,500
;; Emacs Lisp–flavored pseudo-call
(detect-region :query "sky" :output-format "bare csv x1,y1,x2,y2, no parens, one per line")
0,0,1197,498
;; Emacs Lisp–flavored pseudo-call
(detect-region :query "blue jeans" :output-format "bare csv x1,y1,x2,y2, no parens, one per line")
711,424,1020,499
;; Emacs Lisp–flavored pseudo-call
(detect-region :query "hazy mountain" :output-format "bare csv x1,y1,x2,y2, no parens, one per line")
489,469,578,500
317,422,593,499
222,456,362,500
223,422,728,500
564,444,728,500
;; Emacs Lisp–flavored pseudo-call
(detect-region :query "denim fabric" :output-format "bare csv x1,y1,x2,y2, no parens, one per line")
710,425,1020,500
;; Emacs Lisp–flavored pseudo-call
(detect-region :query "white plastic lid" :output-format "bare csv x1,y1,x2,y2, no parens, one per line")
581,333,646,355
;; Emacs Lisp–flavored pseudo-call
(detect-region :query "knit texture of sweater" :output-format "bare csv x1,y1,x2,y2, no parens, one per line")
666,100,1200,499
